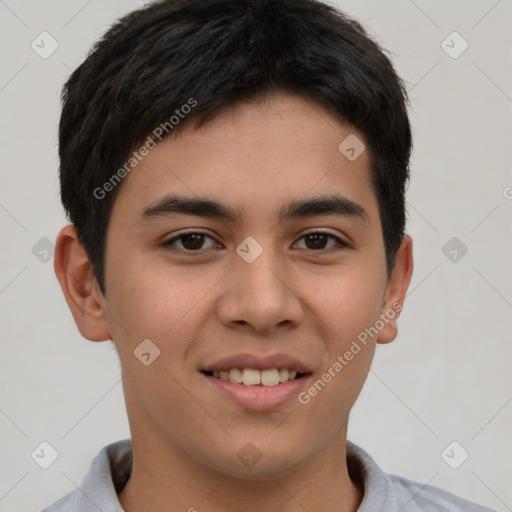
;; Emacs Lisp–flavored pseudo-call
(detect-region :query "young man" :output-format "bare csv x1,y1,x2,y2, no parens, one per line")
45,0,495,510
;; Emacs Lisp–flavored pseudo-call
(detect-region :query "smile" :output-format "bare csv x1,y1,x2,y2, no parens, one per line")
203,368,306,387
201,370,312,411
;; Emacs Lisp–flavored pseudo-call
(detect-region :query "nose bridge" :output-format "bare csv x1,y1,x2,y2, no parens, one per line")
218,237,303,331
236,239,288,305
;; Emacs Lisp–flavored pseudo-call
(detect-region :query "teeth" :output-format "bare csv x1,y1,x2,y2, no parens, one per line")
279,369,289,382
209,367,301,386
260,368,280,386
228,368,243,383
242,368,260,386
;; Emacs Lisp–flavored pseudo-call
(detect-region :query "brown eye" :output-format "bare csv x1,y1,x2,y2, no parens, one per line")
295,232,347,251
163,232,217,252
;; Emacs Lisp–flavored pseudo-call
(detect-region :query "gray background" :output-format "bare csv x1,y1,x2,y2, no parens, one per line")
0,1,511,510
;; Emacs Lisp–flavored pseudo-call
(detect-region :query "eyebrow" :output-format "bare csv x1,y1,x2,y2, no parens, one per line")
140,193,369,224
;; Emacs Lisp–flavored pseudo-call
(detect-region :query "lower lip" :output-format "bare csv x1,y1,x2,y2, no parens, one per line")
202,373,311,411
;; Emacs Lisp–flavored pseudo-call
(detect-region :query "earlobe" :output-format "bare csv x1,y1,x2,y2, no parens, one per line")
54,225,112,342
377,234,414,344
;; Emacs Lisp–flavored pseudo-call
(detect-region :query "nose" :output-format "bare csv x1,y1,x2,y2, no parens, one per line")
216,246,304,337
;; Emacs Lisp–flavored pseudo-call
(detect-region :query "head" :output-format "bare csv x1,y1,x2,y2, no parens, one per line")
58,0,412,295
55,0,413,481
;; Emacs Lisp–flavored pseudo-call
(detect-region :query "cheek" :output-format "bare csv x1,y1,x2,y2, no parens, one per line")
303,263,384,399
105,258,210,430
309,263,385,340
105,253,220,340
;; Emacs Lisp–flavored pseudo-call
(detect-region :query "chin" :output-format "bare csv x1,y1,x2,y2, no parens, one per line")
225,463,303,482
202,445,309,482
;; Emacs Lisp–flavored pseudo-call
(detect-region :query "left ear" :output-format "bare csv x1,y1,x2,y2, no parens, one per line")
377,234,413,344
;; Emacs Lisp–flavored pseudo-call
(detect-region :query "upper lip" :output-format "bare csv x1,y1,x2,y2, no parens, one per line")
202,353,312,373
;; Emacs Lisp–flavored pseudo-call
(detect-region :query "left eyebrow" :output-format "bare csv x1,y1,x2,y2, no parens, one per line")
140,193,369,225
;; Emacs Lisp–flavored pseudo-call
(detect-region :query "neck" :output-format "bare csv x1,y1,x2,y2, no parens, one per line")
118,421,363,512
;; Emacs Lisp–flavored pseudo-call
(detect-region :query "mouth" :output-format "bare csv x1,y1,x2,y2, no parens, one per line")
200,353,313,411
201,368,310,387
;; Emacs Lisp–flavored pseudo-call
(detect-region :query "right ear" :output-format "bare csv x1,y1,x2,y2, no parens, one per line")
54,225,112,341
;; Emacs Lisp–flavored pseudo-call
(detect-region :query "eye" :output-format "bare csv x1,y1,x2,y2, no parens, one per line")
162,231,219,252
294,231,348,251
161,230,348,254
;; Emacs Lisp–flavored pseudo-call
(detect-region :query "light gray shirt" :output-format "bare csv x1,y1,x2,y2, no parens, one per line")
41,438,496,511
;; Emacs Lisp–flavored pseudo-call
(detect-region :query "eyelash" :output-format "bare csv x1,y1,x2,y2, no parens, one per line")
161,230,348,254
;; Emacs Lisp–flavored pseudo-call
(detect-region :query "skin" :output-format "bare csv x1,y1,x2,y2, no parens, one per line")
55,92,413,512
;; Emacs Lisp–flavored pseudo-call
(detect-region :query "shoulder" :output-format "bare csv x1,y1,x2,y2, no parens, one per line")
346,441,496,512
41,490,82,512
40,439,131,512
387,473,497,511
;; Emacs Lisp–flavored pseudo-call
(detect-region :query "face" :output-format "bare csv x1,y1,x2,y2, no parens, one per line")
99,92,399,479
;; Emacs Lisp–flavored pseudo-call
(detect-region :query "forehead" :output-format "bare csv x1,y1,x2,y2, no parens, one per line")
109,93,379,228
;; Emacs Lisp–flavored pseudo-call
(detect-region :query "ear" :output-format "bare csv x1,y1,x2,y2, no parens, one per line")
377,234,413,344
54,225,111,341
